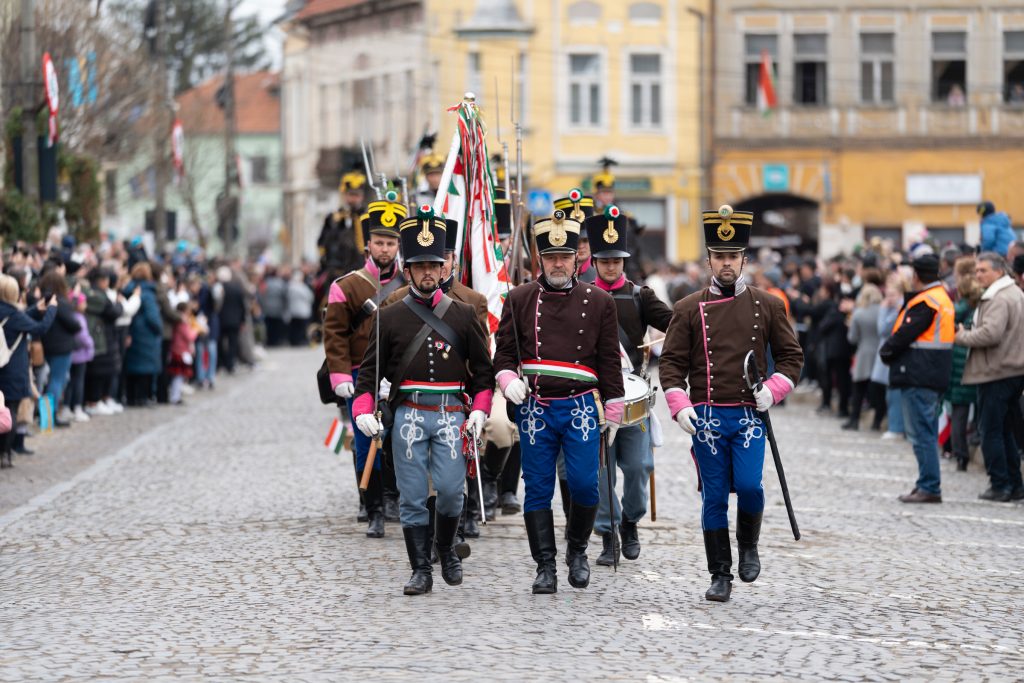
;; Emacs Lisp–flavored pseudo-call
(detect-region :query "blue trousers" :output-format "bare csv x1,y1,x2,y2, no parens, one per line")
516,393,601,512
45,353,73,406
901,387,941,496
690,405,766,530
886,386,904,434
596,418,654,533
345,367,379,473
392,393,466,527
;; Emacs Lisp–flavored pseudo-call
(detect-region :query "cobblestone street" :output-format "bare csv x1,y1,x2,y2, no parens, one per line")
1,347,1022,681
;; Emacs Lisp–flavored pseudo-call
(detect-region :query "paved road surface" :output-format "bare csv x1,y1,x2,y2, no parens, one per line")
1,348,1021,681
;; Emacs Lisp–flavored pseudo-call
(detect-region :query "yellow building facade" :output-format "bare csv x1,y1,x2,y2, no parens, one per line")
428,0,709,263
713,2,1024,256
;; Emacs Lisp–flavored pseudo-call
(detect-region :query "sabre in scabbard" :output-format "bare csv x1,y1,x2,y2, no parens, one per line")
743,351,801,541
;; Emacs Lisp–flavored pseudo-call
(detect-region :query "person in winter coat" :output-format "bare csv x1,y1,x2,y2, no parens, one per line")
153,264,183,404
875,271,908,439
844,283,885,430
190,272,219,389
38,270,81,426
167,301,202,404
977,201,1017,257
66,292,95,423
217,266,247,373
83,268,125,415
946,258,982,471
954,252,1024,502
259,266,289,347
814,281,854,417
0,274,57,467
122,262,164,407
286,269,313,347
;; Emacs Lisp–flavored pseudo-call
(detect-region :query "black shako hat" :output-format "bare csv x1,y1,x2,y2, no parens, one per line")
554,188,596,223
362,190,407,238
400,205,447,263
584,205,630,258
444,217,459,253
534,209,581,255
703,204,753,253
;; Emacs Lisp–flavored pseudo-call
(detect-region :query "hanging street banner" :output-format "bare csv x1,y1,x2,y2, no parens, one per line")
42,52,60,147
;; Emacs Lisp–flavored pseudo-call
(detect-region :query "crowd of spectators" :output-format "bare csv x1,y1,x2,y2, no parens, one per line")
0,232,319,469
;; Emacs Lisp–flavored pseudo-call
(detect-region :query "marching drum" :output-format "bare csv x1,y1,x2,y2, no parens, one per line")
621,373,653,425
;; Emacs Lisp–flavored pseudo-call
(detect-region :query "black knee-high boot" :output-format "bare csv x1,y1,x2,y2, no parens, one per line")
703,528,733,602
524,509,557,594
737,510,763,583
565,502,598,589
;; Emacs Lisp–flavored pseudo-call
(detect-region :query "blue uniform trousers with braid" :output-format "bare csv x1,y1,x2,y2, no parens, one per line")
345,367,379,473
690,405,766,531
516,393,601,513
391,392,466,527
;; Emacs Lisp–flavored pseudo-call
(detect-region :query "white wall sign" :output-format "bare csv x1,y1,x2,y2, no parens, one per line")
906,174,982,205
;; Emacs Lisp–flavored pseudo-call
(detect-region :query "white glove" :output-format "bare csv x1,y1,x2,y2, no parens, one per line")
675,407,698,435
753,384,774,412
503,378,529,405
606,423,620,446
355,413,381,438
334,382,354,399
465,410,486,438
378,378,391,399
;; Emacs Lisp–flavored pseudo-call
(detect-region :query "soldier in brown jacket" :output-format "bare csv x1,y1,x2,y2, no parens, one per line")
322,198,407,538
494,210,625,595
660,206,803,603
352,209,494,596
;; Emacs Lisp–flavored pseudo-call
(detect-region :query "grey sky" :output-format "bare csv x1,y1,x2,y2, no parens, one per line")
238,0,285,68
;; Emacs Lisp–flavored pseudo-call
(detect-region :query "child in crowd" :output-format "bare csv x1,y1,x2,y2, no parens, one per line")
167,301,205,405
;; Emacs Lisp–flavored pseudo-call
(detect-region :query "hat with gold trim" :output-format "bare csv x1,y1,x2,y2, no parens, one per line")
340,168,367,193
703,204,752,253
554,188,596,224
534,209,581,255
420,152,444,175
583,205,630,258
362,190,407,238
494,193,513,239
400,205,447,263
593,156,618,191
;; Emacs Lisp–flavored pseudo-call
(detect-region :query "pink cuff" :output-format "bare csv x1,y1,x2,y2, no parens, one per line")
330,372,353,389
496,370,518,393
764,373,795,404
352,392,374,418
604,400,624,424
471,389,494,414
665,388,693,418
328,282,347,304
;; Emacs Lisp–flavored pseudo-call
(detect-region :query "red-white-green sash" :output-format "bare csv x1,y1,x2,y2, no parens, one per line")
522,360,598,383
399,380,463,394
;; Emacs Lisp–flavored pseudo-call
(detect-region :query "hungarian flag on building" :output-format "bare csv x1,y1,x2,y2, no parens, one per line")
436,99,509,336
757,49,777,116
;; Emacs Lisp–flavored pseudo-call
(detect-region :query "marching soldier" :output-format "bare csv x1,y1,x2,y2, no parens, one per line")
659,206,803,603
494,210,625,595
555,189,597,285
318,168,369,276
352,208,494,596
591,157,645,283
416,151,445,207
322,198,408,538
583,205,674,566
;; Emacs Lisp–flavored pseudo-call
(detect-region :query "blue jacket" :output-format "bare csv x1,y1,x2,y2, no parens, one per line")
980,212,1015,256
0,301,57,401
122,281,164,375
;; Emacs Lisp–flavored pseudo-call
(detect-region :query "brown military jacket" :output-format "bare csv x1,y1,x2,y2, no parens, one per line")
353,292,494,412
384,278,489,338
494,277,624,402
659,284,802,406
322,261,404,385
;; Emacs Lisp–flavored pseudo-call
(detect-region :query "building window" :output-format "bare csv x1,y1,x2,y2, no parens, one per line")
567,1,601,24
569,53,602,127
744,34,777,106
250,156,269,184
793,33,828,106
1004,31,1024,104
860,33,894,104
467,52,482,104
629,2,662,23
932,31,967,105
353,77,376,141
629,54,662,128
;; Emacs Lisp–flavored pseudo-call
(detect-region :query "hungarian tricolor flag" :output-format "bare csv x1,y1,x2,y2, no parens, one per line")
437,99,509,336
757,49,777,116
324,418,347,455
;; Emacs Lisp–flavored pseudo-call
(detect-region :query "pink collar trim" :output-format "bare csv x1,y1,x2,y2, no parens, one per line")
365,257,397,284
578,257,592,275
595,274,626,292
